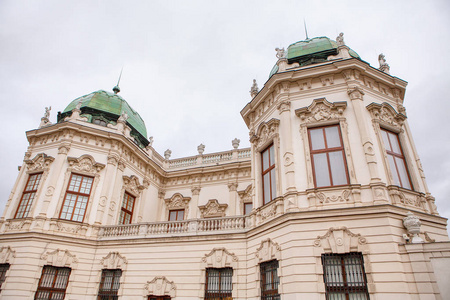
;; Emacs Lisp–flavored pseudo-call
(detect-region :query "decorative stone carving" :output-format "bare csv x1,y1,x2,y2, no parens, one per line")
197,143,205,155
228,182,238,192
4,220,31,231
238,184,252,206
165,193,191,211
58,145,70,155
378,53,390,74
191,186,201,196
296,79,312,90
232,138,240,149
164,149,172,160
41,249,78,267
67,155,105,174
0,246,16,264
275,47,286,59
316,190,351,203
403,211,424,243
319,75,334,86
367,102,406,128
250,79,259,98
144,276,176,298
314,227,367,253
347,86,365,100
260,202,277,220
75,100,82,110
123,175,146,196
249,118,280,149
25,153,55,172
118,111,128,122
199,199,228,218
107,155,119,166
202,248,238,268
277,100,290,113
336,32,345,46
39,107,52,128
256,238,280,262
101,252,128,269
295,98,347,124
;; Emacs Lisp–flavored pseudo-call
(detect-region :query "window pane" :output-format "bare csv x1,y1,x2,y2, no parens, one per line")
262,148,269,171
178,210,184,220
270,169,276,200
381,130,391,151
313,153,331,187
269,144,275,165
329,151,347,186
387,155,401,186
395,157,411,189
325,126,341,148
244,203,253,215
310,128,325,150
263,173,271,204
388,132,401,154
169,211,177,221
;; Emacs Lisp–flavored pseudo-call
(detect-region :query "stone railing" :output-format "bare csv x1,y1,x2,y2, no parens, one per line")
167,148,251,170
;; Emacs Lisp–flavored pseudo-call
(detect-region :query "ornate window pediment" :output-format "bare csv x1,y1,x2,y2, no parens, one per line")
256,238,281,263
101,252,127,269
0,246,15,264
249,118,280,150
295,98,347,124
41,249,78,267
67,154,105,174
366,102,406,129
122,175,145,196
164,193,191,210
199,199,228,218
144,276,176,298
25,153,55,172
202,248,238,268
314,227,367,254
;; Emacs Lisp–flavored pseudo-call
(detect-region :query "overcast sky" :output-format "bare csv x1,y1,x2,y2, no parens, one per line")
0,0,449,221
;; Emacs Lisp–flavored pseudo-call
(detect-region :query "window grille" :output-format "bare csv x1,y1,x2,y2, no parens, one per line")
0,263,10,293
119,193,136,225
308,125,349,188
15,173,42,219
260,260,280,300
380,129,412,189
60,173,94,222
205,268,233,299
97,269,122,300
261,144,276,205
321,252,369,300
34,266,71,300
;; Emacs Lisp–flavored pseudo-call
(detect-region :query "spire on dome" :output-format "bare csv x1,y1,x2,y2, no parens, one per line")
113,67,123,94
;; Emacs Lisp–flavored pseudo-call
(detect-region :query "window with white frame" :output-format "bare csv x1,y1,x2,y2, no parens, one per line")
261,144,276,205
59,173,94,222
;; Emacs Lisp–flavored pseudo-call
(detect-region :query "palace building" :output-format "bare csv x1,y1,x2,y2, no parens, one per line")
0,34,449,299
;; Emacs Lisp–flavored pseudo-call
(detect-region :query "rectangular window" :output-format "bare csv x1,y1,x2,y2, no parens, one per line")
308,125,349,188
381,129,412,189
0,263,10,293
35,266,71,300
322,253,369,300
261,144,276,205
98,269,122,300
118,193,136,225
148,296,171,300
244,203,253,215
205,268,233,299
60,173,94,222
14,173,43,219
168,209,184,221
260,260,280,300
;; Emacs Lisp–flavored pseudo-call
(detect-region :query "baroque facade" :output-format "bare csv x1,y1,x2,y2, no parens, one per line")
0,34,449,299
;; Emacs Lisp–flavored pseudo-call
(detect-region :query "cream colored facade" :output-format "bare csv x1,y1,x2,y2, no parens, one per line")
0,35,449,299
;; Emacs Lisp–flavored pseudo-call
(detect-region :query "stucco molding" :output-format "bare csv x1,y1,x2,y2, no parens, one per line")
199,199,228,218
202,247,238,268
67,154,105,174
101,252,128,270
249,118,280,151
122,175,146,196
25,153,55,172
41,249,78,268
366,102,406,129
314,227,367,254
143,276,176,298
256,238,281,263
0,246,16,264
295,98,347,124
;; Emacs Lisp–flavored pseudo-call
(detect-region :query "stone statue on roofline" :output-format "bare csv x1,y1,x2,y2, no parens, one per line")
75,100,82,110
164,149,172,160
336,32,345,46
378,53,390,74
232,138,240,149
275,47,286,59
197,143,205,155
250,79,259,98
39,106,52,128
118,111,128,122
44,106,51,119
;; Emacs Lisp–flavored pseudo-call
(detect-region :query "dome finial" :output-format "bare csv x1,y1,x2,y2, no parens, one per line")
304,18,309,39
113,67,123,94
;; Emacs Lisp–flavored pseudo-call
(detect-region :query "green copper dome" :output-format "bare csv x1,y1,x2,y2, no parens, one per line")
59,90,148,147
269,36,360,78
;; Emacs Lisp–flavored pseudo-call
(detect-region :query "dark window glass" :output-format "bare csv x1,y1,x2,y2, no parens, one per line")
97,269,122,300
119,193,136,225
322,253,370,300
260,260,280,300
205,268,233,299
308,125,349,188
15,173,43,219
148,296,171,300
381,129,412,189
34,266,71,300
60,173,94,222
168,209,184,221
244,203,253,215
261,144,276,205
0,263,10,293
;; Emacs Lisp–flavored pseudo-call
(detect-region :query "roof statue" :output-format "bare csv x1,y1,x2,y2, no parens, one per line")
118,111,128,122
232,138,240,149
378,53,390,74
75,100,82,110
275,47,286,59
44,106,51,119
148,136,154,146
250,79,259,98
197,144,205,155
336,32,345,46
164,149,172,160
